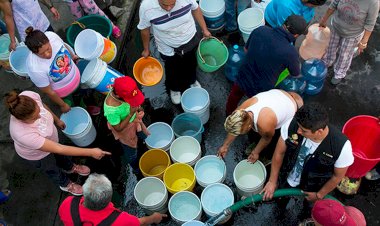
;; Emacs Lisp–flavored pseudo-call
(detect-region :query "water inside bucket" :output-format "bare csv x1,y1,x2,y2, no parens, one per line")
202,185,233,213
171,199,200,220
177,153,197,162
143,192,165,205
149,165,167,175
67,122,88,134
142,65,162,84
197,162,223,183
203,55,218,66
190,106,203,111
181,130,197,136
171,178,192,190
154,140,171,147
238,174,262,188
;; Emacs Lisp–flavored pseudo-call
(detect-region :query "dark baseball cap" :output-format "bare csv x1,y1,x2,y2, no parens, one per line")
284,15,308,35
307,0,327,6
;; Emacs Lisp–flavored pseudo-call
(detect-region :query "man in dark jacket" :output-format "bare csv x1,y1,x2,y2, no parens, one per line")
261,103,354,202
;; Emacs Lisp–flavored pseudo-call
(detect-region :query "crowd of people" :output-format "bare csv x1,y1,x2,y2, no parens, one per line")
0,0,379,225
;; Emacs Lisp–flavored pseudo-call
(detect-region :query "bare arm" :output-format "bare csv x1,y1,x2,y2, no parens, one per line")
40,139,111,159
261,137,287,200
139,213,166,226
0,0,17,50
111,107,137,132
140,28,151,58
39,85,71,113
237,97,258,110
191,7,211,37
248,129,275,163
319,8,335,27
357,30,372,54
217,133,237,158
39,0,60,20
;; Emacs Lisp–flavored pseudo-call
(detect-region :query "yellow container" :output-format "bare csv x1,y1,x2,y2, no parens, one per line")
163,163,196,194
99,38,117,64
139,149,171,179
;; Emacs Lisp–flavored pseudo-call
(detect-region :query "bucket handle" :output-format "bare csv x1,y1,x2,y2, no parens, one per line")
71,21,86,30
197,36,224,64
200,125,204,133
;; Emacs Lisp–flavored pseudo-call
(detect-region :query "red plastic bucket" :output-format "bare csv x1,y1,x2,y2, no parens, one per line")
343,115,380,178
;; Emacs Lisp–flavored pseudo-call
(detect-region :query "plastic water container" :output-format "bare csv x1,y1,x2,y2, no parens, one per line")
134,177,168,215
194,155,226,188
201,183,234,222
305,80,324,95
301,58,327,83
238,8,265,43
145,122,174,151
199,0,225,31
181,87,210,124
60,107,97,147
9,45,30,78
168,191,202,224
233,160,267,198
224,45,245,82
139,149,171,179
163,163,196,194
171,113,204,143
169,136,201,166
0,34,15,72
278,77,307,94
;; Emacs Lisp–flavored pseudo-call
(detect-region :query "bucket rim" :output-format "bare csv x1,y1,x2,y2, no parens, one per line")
171,112,203,134
342,115,378,133
145,122,174,149
168,191,202,222
197,36,229,68
74,29,104,59
169,136,201,164
238,8,264,29
195,155,226,185
199,0,225,15
163,163,196,192
181,87,210,110
233,160,267,190
134,176,167,206
201,182,234,215
139,148,171,177
60,107,91,136
81,58,106,85
9,45,30,77
133,56,163,86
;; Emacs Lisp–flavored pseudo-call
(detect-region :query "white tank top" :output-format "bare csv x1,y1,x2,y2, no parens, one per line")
245,89,296,131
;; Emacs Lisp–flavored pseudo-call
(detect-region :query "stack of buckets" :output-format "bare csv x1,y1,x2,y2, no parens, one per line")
301,58,327,95
238,8,265,43
74,29,123,94
199,0,225,31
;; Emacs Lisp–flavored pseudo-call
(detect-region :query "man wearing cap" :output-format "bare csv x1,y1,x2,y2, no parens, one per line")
104,76,147,173
226,15,308,115
311,199,366,226
262,103,354,205
137,0,211,104
264,0,327,28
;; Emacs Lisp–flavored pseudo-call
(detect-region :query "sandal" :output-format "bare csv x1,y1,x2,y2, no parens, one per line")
112,25,122,39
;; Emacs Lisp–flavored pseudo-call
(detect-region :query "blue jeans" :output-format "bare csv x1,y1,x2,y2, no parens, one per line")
225,0,251,31
121,131,147,172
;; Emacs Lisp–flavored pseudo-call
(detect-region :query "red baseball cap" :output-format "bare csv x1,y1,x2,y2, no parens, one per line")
312,200,366,226
113,76,145,107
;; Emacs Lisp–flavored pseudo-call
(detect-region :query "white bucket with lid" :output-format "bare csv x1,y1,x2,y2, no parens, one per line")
169,136,201,166
194,155,226,188
233,160,267,197
168,191,202,224
238,8,265,43
134,177,168,215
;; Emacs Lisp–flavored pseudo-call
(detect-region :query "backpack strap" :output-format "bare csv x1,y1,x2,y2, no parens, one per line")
98,210,122,226
70,196,83,226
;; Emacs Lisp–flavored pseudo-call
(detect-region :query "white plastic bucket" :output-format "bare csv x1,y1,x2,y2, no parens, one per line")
60,107,97,147
169,136,201,167
233,160,267,197
194,155,226,188
145,122,174,151
181,87,210,125
200,0,225,31
183,220,206,226
169,191,202,224
74,29,104,60
201,183,234,221
134,177,168,215
9,45,30,78
238,8,265,43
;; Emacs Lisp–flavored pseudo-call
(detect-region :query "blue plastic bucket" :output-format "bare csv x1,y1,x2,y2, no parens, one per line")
181,88,210,125
95,66,123,93
145,122,174,151
60,107,97,147
200,0,225,31
169,191,202,224
171,113,204,143
201,183,234,222
305,80,324,95
183,220,205,226
194,155,226,188
9,45,30,78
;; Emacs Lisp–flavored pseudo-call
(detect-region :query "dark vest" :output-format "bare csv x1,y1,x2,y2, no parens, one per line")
280,119,347,191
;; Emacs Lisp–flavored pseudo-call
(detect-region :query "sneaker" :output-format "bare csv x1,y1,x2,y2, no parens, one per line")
60,181,83,196
63,164,90,176
190,80,202,88
330,77,343,85
365,169,380,180
170,90,181,105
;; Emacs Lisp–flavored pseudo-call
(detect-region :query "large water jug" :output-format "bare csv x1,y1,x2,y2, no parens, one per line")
278,77,307,94
299,24,330,60
305,80,324,95
224,45,245,82
301,58,327,83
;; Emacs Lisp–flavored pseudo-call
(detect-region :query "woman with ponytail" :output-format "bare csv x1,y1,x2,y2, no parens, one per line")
25,27,80,113
5,90,111,196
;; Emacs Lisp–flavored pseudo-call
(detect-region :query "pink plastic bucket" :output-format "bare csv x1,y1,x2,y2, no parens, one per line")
54,66,80,98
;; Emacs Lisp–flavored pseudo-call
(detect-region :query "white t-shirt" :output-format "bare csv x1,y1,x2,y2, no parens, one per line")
11,0,50,41
27,32,77,91
137,0,198,56
280,119,354,187
9,91,58,161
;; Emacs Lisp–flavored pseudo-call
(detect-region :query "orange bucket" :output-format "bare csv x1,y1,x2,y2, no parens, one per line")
99,38,117,64
133,57,163,86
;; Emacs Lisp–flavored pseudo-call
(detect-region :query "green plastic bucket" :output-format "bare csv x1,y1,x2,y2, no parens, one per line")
197,37,228,73
66,15,112,47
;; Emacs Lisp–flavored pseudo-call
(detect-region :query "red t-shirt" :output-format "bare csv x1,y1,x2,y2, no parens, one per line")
59,196,140,226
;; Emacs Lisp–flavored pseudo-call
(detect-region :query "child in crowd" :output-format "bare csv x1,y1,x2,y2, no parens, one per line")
64,0,121,38
104,76,149,173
